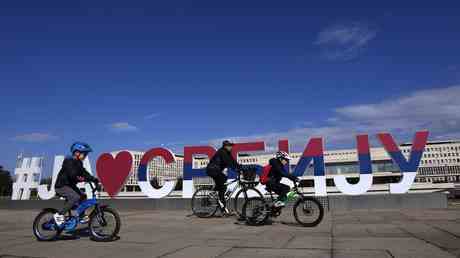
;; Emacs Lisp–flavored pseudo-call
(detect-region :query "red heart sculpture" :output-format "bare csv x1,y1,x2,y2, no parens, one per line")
96,151,133,198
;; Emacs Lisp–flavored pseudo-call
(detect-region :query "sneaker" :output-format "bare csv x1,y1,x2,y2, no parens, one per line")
222,207,233,217
274,200,286,208
217,199,225,209
53,213,65,226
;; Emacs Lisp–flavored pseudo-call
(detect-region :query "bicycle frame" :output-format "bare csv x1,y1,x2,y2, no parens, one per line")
265,181,304,213
224,173,258,200
45,183,103,232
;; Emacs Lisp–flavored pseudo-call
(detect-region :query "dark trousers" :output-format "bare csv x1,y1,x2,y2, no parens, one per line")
267,180,290,200
206,168,228,207
55,186,81,215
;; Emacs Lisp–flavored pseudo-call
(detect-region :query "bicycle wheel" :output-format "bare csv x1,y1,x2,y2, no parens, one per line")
293,197,324,227
89,206,121,241
191,188,219,218
233,187,264,217
242,197,269,226
33,208,62,241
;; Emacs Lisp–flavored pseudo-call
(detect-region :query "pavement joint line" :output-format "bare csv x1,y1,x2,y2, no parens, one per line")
230,246,332,251
385,249,395,258
432,225,460,239
280,234,296,248
397,225,454,255
154,244,195,258
116,240,160,246
218,246,394,253
214,246,235,258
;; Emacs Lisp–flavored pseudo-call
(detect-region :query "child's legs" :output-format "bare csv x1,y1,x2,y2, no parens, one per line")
55,186,81,215
270,182,290,200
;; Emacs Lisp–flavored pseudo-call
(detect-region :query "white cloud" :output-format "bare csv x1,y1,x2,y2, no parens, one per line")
12,133,58,143
207,85,460,150
109,122,138,132
314,22,377,61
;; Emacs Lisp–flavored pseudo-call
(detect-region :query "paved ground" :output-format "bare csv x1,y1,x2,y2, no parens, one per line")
0,205,459,258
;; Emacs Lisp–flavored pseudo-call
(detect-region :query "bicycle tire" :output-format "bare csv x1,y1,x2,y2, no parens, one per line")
32,208,62,241
233,187,264,217
89,206,121,241
242,197,269,226
293,197,324,227
191,188,219,218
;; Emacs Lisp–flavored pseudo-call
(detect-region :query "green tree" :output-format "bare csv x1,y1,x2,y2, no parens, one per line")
0,166,13,196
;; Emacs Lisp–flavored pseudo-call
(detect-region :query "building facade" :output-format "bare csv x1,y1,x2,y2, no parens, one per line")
411,140,460,183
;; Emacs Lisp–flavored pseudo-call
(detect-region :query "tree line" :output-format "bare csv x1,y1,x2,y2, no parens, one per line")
0,166,13,196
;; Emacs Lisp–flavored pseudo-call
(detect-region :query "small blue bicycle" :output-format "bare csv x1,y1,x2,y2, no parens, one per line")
33,182,121,241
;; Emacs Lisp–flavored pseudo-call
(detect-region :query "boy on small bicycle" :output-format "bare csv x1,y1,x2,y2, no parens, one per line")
266,151,299,208
206,140,242,214
53,142,99,226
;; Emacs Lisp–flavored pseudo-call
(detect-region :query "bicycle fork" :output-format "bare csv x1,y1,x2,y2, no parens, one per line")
94,205,107,227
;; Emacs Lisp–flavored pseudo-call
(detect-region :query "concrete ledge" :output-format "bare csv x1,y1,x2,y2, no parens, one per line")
328,192,448,210
0,192,448,211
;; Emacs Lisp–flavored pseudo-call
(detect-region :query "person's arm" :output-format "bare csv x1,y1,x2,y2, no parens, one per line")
222,150,241,170
78,162,98,183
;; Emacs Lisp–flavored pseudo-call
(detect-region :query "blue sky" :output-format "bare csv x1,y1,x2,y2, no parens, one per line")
1,0,460,175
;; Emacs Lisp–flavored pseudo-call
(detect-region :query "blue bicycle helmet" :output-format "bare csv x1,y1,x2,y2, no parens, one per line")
70,142,93,154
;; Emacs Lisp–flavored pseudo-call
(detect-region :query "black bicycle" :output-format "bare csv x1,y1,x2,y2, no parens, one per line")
191,167,263,218
242,180,324,227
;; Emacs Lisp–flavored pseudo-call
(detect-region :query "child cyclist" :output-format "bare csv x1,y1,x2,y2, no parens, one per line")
266,151,299,208
53,142,99,226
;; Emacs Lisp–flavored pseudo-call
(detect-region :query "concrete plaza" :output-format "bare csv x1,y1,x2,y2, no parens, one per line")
0,204,459,258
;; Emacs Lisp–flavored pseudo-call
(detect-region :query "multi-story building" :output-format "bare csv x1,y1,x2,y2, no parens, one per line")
412,140,460,183
100,140,459,198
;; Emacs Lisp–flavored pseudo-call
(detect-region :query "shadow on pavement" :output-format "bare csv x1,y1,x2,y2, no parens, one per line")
55,228,120,242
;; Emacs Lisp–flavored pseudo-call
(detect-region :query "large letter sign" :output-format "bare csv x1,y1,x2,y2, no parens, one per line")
96,151,133,198
183,146,216,198
378,131,429,193
25,130,430,200
293,138,327,196
333,135,373,195
138,148,177,198
230,141,265,177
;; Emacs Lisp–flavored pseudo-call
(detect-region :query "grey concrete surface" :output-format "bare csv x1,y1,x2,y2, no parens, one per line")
0,192,448,211
0,204,459,258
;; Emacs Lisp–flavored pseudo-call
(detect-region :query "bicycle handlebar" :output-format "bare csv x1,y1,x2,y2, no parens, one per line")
88,181,101,195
